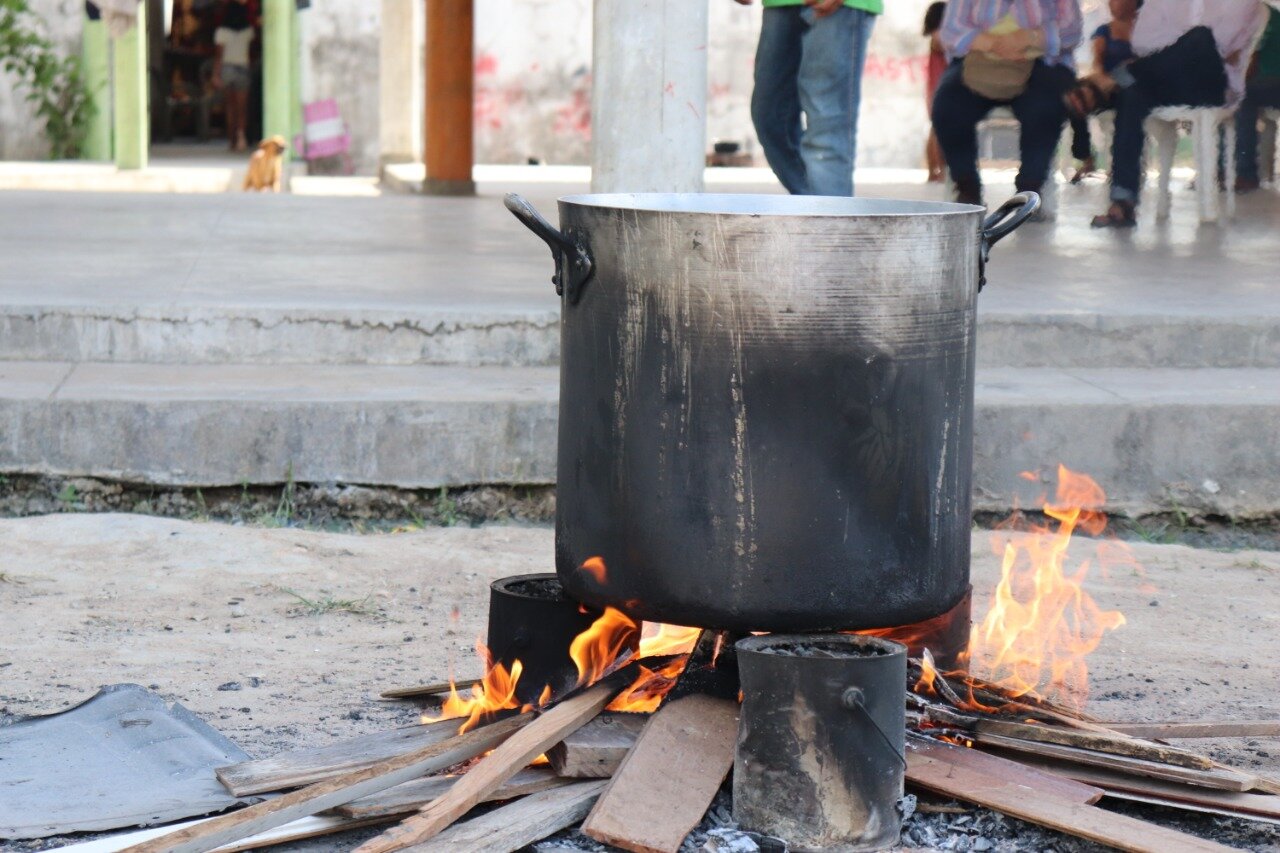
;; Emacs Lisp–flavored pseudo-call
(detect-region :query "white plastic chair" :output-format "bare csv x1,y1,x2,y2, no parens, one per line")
1261,107,1280,185
1146,106,1237,222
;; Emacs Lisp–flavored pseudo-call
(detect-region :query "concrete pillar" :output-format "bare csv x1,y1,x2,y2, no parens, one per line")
590,0,708,193
82,8,112,161
112,1,147,170
263,0,294,158
379,0,423,167
423,0,474,195
290,4,304,139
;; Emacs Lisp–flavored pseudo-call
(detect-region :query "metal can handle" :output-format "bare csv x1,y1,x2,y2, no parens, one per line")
504,193,594,304
978,191,1040,291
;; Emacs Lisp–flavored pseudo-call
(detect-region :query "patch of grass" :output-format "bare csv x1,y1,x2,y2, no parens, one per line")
56,482,78,510
434,487,460,527
279,587,378,617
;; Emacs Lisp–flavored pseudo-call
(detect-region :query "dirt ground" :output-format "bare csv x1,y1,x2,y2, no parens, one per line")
3,513,1280,850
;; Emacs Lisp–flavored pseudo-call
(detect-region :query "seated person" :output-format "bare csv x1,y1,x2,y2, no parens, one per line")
931,0,1084,206
1068,0,1268,227
1235,4,1280,192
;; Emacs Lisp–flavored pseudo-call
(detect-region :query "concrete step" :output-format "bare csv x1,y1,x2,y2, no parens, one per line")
2,303,1276,370
1,362,1276,516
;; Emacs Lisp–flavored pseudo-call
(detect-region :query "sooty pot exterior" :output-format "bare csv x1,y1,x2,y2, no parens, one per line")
508,192,1036,633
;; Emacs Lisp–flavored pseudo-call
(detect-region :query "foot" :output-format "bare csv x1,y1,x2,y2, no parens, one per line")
1090,200,1137,229
927,170,945,184
1235,176,1261,194
1070,157,1097,185
953,176,983,206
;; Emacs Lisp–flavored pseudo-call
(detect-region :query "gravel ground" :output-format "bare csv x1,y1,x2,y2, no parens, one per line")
3,514,1280,851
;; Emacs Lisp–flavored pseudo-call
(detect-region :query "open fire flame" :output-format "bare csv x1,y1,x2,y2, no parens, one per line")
918,464,1128,713
425,607,700,732
429,465,1126,730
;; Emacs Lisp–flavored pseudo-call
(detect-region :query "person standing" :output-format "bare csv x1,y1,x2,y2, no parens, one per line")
214,0,255,152
930,0,1084,206
1235,5,1280,191
925,2,949,182
736,0,881,197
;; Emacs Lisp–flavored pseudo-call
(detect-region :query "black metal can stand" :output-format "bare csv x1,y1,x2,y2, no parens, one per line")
486,573,635,706
734,634,907,852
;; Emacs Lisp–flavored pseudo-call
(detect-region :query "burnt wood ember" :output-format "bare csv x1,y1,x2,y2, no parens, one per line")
487,573,635,706
734,634,907,851
663,629,743,706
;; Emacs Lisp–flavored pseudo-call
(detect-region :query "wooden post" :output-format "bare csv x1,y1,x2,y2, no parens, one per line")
263,0,293,160
81,5,112,161
423,0,474,195
590,0,708,193
112,1,147,170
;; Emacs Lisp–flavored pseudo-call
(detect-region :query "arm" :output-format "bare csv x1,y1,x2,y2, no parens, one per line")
1091,35,1107,74
1045,0,1084,62
1221,1,1269,65
939,0,982,59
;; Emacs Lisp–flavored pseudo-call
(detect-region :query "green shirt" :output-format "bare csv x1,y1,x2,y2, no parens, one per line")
761,0,882,14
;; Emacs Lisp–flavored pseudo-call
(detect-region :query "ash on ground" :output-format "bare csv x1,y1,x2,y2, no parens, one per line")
533,789,1280,852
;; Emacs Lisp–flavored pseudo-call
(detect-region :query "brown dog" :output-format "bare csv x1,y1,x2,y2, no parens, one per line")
243,135,287,192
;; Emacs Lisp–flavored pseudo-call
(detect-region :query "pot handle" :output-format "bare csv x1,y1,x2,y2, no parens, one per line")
977,191,1040,291
504,193,594,304
841,687,907,769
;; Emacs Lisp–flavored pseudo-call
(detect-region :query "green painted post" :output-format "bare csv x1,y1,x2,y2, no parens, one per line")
81,12,111,161
290,3,303,141
112,1,147,170
263,0,293,161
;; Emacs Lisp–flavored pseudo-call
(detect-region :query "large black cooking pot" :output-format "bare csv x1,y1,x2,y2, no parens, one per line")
507,191,1037,633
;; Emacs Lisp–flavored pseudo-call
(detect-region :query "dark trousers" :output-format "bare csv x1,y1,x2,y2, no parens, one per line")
930,58,1068,192
1235,76,1280,183
1110,27,1228,203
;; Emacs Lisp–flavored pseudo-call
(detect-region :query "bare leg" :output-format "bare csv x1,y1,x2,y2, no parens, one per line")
926,129,945,182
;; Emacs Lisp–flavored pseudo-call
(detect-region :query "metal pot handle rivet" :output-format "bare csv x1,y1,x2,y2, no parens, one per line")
978,191,1040,291
504,193,595,304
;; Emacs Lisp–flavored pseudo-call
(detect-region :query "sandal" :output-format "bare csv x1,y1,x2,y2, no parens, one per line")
1090,200,1137,229
1065,78,1113,121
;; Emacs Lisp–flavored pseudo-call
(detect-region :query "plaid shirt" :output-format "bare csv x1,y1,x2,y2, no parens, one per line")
940,0,1084,66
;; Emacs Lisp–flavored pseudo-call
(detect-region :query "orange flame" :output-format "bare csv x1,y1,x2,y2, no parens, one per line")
607,657,688,713
915,648,939,695
569,607,641,686
638,622,701,658
966,465,1126,711
580,556,607,584
423,640,524,733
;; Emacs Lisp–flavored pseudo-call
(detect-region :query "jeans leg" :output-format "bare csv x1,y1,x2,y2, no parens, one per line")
1109,81,1155,203
752,8,808,195
1009,62,1068,191
931,60,997,187
795,7,873,196
1235,78,1280,184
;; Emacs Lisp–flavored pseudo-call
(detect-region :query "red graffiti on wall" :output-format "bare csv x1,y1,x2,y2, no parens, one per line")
863,54,931,85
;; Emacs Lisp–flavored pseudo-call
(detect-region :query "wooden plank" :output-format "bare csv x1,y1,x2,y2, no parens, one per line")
216,718,468,797
354,680,619,853
1013,755,1280,822
52,814,392,853
547,713,647,778
582,695,739,853
906,737,1238,853
1103,721,1280,740
974,732,1257,792
380,679,480,701
924,704,1215,770
406,780,607,852
334,767,567,819
119,714,529,853
906,736,1104,805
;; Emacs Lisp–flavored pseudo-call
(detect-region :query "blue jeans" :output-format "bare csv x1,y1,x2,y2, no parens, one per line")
751,5,875,197
1235,77,1280,184
930,59,1067,196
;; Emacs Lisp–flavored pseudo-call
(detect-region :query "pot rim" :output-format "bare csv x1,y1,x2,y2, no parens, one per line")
558,192,984,218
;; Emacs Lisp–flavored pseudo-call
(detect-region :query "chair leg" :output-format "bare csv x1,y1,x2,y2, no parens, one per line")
1225,119,1237,220
1152,118,1177,221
